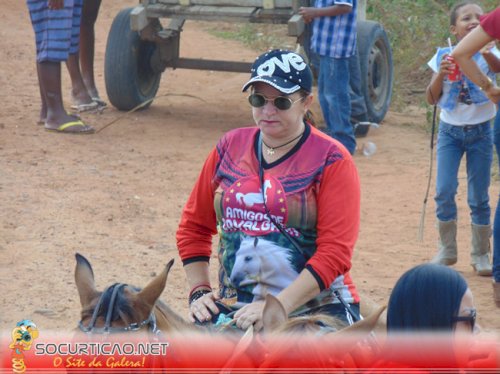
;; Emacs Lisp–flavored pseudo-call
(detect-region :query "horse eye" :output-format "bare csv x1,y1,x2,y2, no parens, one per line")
244,256,252,262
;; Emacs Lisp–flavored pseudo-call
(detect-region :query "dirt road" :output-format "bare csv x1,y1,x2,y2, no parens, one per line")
1,0,498,335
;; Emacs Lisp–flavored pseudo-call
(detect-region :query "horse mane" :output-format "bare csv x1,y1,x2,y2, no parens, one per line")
153,299,198,333
274,313,347,335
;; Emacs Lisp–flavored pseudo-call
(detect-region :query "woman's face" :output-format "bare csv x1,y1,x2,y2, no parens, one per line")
251,82,312,139
454,288,477,334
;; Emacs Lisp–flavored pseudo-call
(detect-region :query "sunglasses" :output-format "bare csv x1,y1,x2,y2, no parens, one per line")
452,308,476,330
248,93,303,110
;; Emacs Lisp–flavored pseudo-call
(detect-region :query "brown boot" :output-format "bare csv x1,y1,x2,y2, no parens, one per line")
431,220,457,265
494,281,500,308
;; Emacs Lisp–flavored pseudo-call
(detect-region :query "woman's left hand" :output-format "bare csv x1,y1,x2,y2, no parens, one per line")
233,300,265,332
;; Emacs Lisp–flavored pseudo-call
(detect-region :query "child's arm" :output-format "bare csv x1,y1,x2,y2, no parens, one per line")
48,0,64,10
426,56,454,105
299,5,351,23
480,42,500,73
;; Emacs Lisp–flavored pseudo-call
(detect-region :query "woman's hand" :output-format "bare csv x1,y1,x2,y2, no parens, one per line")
233,300,265,332
188,291,220,323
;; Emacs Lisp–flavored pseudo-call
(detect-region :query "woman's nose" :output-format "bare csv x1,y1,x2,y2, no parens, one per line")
262,100,278,114
469,17,480,24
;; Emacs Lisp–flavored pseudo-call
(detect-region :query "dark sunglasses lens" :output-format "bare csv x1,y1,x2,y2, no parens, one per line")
248,94,266,108
274,97,292,110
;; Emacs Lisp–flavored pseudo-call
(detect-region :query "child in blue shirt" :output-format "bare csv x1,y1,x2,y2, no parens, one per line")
299,0,358,155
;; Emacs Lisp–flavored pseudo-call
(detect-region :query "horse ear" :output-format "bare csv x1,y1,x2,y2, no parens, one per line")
262,293,288,332
136,259,174,308
74,253,98,307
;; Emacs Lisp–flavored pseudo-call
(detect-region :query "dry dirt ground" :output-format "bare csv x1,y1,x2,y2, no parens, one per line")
1,0,499,337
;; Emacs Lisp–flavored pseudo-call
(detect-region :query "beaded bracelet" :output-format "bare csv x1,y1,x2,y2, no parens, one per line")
188,283,212,299
189,289,212,305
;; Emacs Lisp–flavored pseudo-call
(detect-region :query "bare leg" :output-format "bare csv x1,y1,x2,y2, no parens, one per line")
66,53,94,106
39,60,93,133
36,63,47,124
80,0,103,101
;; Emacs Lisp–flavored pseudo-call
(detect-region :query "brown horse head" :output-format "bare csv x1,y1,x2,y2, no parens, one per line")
75,253,190,335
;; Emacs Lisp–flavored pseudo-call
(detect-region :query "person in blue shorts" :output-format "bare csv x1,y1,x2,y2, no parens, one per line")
27,0,94,134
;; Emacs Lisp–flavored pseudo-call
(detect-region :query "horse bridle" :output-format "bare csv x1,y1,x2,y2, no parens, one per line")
78,283,160,335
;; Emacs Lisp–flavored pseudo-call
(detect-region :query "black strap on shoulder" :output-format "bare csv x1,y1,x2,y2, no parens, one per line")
257,132,302,253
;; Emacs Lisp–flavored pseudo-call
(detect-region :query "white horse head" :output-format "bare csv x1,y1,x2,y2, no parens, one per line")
230,237,261,288
229,236,299,300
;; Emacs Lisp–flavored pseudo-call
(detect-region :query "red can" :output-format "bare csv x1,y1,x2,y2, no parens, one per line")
445,55,461,81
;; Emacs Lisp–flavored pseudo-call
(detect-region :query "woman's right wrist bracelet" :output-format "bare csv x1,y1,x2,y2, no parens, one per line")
189,289,212,305
188,283,211,298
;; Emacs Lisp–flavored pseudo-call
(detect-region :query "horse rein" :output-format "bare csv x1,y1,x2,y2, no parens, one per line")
78,283,160,335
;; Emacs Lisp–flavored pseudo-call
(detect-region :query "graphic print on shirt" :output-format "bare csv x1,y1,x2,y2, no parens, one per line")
221,175,299,237
229,236,299,301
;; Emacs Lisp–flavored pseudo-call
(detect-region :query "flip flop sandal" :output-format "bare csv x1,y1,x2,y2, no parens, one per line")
45,120,95,134
91,97,107,108
38,112,80,126
70,101,99,113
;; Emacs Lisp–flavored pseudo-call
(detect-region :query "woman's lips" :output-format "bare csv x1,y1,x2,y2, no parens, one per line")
260,120,279,125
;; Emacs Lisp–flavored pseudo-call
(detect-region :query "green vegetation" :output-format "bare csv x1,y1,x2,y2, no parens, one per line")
366,0,498,111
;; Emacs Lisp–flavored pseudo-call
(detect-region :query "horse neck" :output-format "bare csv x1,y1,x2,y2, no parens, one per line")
153,300,198,333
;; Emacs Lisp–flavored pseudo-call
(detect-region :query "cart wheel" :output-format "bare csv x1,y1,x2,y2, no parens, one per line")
105,8,162,111
357,20,393,126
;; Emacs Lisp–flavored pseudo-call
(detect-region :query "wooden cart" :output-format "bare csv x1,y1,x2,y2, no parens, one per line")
104,0,393,130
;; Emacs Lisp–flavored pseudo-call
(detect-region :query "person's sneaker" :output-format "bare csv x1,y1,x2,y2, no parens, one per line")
353,122,379,130
353,122,379,137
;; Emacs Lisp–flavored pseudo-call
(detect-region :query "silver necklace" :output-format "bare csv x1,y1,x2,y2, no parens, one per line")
262,132,304,156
